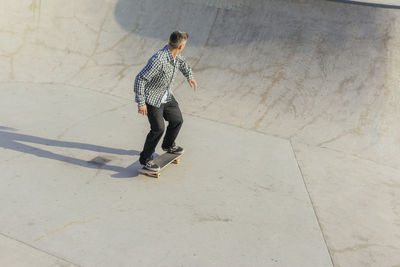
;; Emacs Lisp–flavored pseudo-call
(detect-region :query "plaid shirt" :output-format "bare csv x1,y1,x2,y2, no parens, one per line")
134,45,194,107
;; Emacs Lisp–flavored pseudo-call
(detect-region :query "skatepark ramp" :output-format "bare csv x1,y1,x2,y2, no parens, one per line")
1,0,399,266
329,0,400,8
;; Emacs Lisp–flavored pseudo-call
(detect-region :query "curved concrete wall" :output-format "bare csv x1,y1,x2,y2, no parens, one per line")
1,0,399,168
1,1,400,265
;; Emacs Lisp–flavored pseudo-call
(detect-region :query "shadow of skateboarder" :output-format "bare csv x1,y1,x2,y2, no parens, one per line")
0,126,142,178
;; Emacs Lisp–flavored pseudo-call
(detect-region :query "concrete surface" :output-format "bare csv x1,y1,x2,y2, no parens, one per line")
1,0,400,266
0,233,76,267
0,83,332,267
329,0,400,8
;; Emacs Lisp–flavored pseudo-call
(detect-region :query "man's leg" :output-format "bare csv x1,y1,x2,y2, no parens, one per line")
162,96,183,150
139,104,165,165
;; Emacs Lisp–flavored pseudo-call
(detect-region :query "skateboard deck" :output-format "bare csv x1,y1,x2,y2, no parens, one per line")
139,152,182,178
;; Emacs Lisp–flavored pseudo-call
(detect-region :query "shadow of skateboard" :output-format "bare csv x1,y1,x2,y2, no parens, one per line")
139,152,182,178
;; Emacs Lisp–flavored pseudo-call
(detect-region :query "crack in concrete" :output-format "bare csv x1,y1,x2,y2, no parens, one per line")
251,23,305,131
0,232,80,266
70,5,113,81
289,139,336,267
34,217,100,242
332,243,399,254
30,0,42,28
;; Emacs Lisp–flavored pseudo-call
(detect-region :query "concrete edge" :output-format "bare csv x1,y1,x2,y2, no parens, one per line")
327,0,400,9
288,140,336,267
0,232,79,266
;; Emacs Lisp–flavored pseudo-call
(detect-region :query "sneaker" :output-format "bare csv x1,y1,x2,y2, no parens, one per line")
139,155,154,166
163,145,184,154
144,160,160,172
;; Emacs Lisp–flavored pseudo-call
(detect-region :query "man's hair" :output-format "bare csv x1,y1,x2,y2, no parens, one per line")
169,31,189,49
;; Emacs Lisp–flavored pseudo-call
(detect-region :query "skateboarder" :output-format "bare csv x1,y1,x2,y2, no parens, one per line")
134,31,198,171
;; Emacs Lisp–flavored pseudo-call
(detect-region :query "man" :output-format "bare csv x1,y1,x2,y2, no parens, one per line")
134,31,198,171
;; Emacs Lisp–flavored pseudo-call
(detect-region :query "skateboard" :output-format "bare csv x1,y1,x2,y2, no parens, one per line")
139,152,182,178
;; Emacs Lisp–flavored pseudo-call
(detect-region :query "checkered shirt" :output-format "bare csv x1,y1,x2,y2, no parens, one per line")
134,45,194,108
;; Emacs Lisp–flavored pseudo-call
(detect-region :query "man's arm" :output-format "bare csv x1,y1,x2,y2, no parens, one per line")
178,55,194,81
178,56,198,91
134,55,162,107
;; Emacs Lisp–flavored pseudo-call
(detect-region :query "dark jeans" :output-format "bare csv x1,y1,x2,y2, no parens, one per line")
139,97,183,164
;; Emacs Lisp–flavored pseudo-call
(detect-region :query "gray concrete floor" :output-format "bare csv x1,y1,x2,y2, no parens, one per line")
1,0,400,266
0,83,332,266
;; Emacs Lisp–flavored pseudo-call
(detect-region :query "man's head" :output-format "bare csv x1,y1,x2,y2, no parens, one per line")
169,31,189,52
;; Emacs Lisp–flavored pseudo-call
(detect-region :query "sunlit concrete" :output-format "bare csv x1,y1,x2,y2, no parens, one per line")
0,83,332,266
1,0,400,266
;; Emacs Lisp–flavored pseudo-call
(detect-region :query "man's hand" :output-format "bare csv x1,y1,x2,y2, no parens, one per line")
188,79,198,91
138,104,147,116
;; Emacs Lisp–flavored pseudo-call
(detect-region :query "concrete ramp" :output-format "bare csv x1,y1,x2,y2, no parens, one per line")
1,0,400,266
329,0,400,8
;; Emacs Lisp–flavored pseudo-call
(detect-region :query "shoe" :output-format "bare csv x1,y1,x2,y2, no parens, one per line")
144,160,160,172
163,145,184,154
139,155,154,166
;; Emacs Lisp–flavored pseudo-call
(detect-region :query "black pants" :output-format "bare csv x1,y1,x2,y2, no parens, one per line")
139,97,183,164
